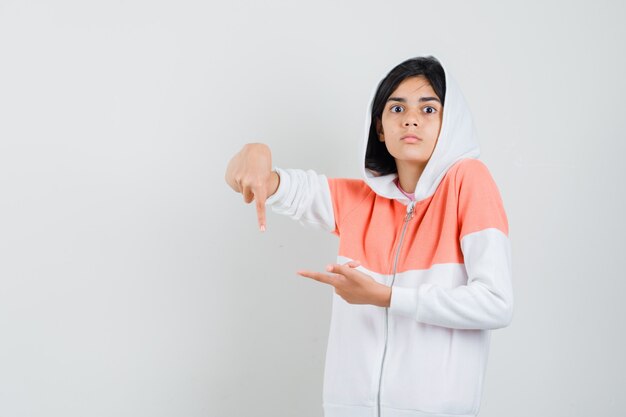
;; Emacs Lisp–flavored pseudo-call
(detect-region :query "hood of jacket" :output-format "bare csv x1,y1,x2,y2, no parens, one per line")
360,59,480,204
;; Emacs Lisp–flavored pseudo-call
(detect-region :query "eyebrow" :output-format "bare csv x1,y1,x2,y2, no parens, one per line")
387,96,441,104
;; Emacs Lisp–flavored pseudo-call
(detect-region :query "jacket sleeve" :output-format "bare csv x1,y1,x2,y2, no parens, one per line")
389,160,514,330
264,167,336,233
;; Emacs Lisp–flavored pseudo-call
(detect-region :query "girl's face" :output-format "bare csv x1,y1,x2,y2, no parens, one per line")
376,75,443,173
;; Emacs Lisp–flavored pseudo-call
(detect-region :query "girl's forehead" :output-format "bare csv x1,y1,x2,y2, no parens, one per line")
387,77,441,106
393,75,434,94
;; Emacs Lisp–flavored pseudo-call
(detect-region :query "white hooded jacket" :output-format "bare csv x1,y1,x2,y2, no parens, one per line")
265,58,513,417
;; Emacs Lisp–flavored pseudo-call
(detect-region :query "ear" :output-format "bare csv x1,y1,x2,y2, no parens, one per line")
376,118,384,142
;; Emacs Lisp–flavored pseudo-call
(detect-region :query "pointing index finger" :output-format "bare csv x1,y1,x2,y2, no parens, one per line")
297,270,337,286
255,187,267,232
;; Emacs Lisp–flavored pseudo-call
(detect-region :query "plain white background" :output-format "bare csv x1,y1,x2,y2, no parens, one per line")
1,1,625,416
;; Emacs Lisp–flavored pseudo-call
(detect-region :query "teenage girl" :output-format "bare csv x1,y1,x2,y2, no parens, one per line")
225,56,513,417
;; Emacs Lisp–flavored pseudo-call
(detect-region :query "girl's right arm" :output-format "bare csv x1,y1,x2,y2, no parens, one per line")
264,166,336,233
225,143,337,234
225,143,280,232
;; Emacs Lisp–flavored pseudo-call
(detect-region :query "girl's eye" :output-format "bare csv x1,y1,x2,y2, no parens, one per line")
391,105,403,113
424,106,437,114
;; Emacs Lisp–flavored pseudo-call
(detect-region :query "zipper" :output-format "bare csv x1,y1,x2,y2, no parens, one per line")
376,200,415,417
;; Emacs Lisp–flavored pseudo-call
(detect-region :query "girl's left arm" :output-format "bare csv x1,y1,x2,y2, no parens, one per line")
390,229,513,330
389,160,514,330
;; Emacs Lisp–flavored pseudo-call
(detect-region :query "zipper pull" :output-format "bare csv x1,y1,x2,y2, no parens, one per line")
405,201,415,221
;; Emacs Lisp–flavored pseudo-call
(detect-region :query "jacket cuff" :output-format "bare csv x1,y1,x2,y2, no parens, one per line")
389,286,423,319
265,166,288,207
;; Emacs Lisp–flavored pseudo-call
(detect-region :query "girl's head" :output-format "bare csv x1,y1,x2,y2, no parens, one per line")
365,56,446,176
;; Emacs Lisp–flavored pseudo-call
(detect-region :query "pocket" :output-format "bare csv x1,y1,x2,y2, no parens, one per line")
323,294,385,406
380,316,489,414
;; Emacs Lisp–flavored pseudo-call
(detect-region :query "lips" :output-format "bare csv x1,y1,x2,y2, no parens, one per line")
401,135,422,143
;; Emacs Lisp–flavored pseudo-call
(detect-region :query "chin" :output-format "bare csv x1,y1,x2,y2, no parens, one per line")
393,156,430,168
395,153,429,161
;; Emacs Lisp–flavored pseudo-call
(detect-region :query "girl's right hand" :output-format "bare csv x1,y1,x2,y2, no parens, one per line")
225,143,280,232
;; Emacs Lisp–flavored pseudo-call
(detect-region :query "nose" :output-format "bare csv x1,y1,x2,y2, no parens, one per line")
403,108,420,127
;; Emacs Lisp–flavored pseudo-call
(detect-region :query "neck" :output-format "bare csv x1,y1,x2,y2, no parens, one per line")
395,159,426,194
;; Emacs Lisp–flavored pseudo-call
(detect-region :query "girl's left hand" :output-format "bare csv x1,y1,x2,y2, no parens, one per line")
297,260,392,307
